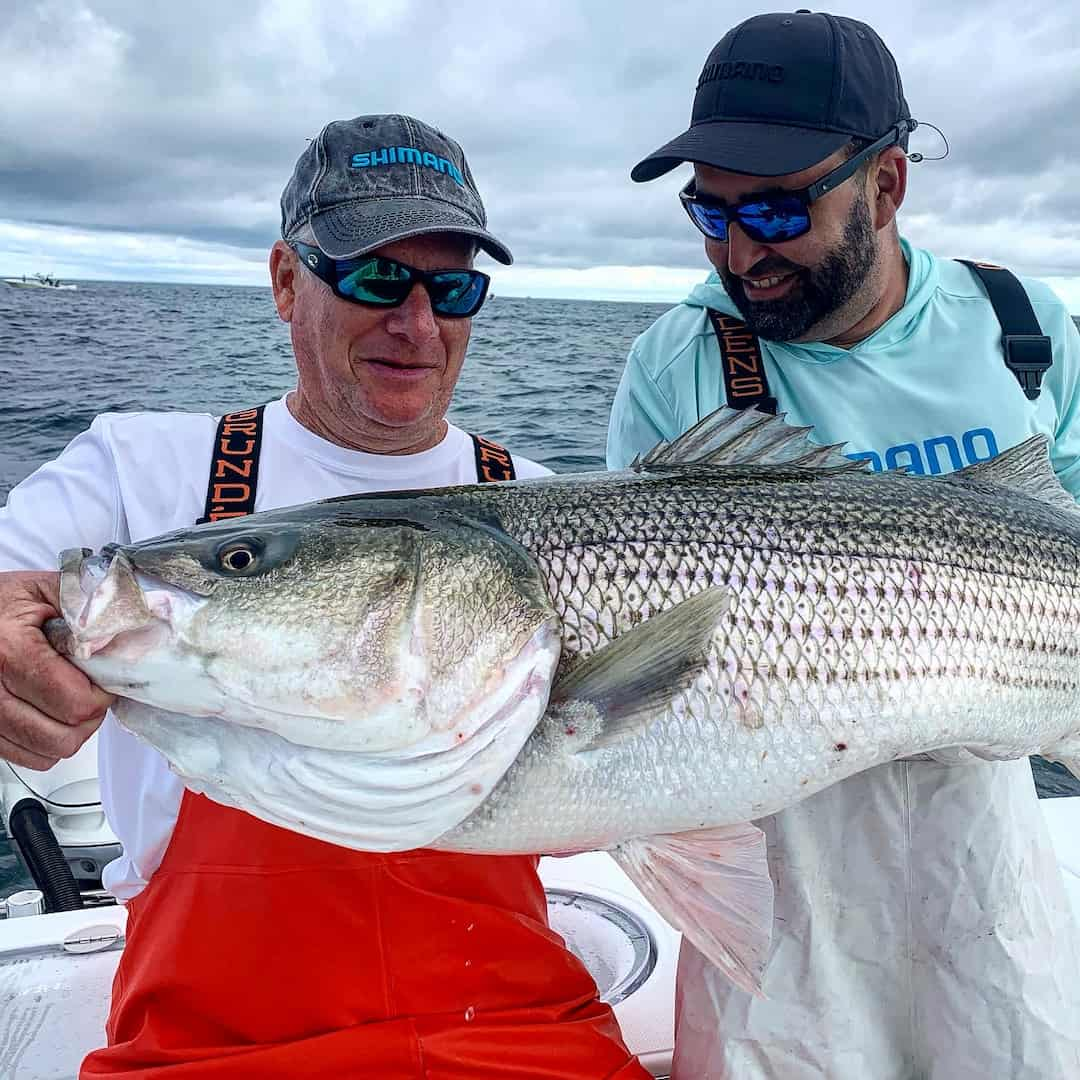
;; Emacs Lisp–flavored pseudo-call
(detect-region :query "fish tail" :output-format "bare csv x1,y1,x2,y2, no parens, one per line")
1045,742,1080,783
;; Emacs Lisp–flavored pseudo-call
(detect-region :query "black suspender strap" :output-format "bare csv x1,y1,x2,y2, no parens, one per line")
707,310,778,415
956,259,1052,400
199,411,513,523
707,261,1053,409
471,434,517,482
197,405,267,524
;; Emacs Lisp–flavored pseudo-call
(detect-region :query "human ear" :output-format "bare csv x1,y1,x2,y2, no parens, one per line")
871,148,908,231
269,241,297,323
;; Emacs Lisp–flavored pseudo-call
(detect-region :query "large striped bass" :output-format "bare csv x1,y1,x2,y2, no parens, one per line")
47,408,1080,991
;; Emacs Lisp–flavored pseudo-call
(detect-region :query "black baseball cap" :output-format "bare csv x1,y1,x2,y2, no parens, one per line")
281,114,512,264
632,10,911,181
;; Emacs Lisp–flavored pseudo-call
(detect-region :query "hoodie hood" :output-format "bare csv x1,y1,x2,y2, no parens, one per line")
681,238,940,358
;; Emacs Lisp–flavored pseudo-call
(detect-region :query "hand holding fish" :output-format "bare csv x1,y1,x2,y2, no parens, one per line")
0,569,113,770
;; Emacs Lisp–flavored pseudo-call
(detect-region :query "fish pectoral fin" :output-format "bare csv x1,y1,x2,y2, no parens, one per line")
611,823,773,998
551,587,731,753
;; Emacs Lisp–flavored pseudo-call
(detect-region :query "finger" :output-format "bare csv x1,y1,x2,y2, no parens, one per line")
0,733,62,772
24,570,63,614
2,571,63,625
0,694,103,763
1,633,115,726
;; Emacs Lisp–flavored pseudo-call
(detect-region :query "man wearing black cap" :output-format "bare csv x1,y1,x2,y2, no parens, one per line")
609,12,1080,1079
0,115,649,1078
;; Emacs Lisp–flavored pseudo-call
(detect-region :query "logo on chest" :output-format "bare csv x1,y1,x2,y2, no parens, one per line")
845,427,1000,474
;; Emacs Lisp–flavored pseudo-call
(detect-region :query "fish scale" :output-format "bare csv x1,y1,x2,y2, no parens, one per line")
437,461,1080,854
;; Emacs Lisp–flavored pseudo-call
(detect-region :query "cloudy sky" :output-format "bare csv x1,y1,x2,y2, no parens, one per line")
1,1,1078,305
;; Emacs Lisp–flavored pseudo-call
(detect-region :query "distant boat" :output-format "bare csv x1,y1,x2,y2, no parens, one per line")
3,273,77,291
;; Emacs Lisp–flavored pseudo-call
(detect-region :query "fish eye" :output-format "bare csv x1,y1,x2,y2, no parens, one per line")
216,537,265,575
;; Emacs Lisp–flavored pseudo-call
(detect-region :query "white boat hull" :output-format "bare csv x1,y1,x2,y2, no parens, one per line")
1,799,1077,1080
3,279,77,291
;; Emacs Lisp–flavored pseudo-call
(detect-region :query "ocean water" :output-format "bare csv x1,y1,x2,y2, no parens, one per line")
0,281,664,496
0,282,1077,893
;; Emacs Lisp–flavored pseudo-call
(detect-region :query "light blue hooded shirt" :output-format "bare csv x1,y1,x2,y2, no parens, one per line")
607,240,1080,494
606,239,1080,1077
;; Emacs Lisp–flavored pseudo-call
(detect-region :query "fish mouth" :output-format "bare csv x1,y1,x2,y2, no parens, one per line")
51,547,169,661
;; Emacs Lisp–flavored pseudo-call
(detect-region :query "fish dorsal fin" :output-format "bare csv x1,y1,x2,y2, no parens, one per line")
635,406,862,473
946,436,1079,513
551,587,731,752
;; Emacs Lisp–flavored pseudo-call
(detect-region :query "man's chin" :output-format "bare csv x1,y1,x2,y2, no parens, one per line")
358,399,449,443
355,376,442,427
731,301,819,343
367,407,438,431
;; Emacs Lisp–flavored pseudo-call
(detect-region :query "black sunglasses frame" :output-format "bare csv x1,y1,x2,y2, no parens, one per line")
680,119,917,244
288,241,491,318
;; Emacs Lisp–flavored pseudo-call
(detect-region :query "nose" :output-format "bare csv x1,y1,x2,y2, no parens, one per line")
385,282,439,344
722,221,772,278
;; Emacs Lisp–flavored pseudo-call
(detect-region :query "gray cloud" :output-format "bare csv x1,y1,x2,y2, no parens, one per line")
1,0,1078,283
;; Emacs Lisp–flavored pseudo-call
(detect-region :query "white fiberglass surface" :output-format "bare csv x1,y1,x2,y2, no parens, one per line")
2,806,1076,1079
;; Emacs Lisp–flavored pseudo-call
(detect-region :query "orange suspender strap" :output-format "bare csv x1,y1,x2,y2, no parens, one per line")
197,406,267,524
471,433,517,483
706,309,778,415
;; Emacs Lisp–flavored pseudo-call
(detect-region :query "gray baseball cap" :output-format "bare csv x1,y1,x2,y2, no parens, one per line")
280,114,512,265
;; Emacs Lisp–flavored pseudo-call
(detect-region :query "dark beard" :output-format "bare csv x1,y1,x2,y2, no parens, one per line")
719,190,877,342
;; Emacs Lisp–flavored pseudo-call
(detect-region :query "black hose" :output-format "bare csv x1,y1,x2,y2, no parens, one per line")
7,797,84,912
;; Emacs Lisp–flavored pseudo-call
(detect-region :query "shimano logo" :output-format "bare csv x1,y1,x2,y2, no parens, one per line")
697,61,785,89
350,146,464,186
846,427,1000,475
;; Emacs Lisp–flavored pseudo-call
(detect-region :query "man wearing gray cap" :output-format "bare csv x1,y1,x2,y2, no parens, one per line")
609,11,1080,1080
0,115,648,1078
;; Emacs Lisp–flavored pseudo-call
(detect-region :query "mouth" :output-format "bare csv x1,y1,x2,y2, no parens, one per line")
52,548,173,661
363,358,439,379
741,271,799,301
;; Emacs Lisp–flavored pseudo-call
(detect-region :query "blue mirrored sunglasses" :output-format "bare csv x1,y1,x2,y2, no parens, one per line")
680,120,915,244
289,241,490,318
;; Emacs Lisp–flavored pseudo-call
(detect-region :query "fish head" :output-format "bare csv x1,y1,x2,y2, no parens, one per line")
49,504,562,758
